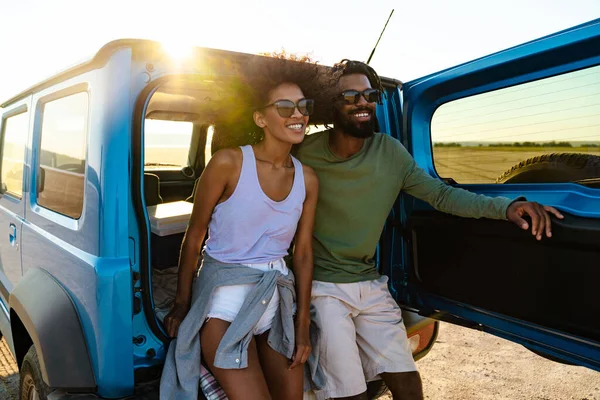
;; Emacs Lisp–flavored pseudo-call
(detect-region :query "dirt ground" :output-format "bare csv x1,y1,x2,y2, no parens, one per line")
386,323,600,400
2,323,599,400
0,337,18,400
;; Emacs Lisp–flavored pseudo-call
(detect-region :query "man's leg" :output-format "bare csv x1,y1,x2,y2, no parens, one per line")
381,371,423,400
354,277,423,400
311,281,369,400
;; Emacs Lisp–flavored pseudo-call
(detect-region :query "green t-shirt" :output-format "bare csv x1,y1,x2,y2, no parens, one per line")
295,130,513,283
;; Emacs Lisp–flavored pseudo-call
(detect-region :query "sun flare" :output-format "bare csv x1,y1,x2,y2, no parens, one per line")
161,40,194,61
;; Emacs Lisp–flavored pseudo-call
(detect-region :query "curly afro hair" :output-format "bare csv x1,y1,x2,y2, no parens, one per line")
211,51,332,149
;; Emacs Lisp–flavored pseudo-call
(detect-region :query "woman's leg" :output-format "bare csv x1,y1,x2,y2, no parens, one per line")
201,318,272,400
255,330,304,400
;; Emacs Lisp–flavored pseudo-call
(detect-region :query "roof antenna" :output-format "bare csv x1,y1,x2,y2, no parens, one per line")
366,9,395,65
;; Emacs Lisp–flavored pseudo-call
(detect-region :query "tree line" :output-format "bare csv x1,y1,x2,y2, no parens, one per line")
434,141,598,148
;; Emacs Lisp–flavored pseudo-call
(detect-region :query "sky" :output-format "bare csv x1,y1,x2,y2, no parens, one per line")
431,65,600,144
1,0,599,104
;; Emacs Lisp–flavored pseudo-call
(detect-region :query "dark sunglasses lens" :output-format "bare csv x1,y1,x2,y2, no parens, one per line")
298,99,314,116
342,91,359,104
275,100,295,118
364,89,380,103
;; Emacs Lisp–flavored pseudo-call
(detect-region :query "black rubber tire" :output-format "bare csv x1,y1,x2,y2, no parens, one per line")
496,153,600,184
367,380,390,399
20,346,50,400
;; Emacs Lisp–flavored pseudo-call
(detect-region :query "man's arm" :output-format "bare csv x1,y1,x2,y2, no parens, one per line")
396,143,563,240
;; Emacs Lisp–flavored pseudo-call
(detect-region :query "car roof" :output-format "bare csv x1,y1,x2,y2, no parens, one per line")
0,39,256,108
1,38,400,108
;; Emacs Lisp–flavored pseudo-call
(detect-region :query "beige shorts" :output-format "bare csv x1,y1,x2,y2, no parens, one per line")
311,276,417,400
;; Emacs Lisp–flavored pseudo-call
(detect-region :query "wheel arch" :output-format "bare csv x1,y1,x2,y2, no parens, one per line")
9,267,96,391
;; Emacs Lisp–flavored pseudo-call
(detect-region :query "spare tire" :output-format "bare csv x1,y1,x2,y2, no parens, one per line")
496,153,600,184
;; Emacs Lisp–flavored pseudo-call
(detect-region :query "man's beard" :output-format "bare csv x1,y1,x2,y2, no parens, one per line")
333,107,375,138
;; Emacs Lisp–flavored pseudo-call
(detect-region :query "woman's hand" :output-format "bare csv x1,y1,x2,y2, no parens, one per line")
164,303,191,338
289,317,312,370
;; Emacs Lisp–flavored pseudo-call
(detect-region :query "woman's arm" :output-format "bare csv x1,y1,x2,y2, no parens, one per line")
289,164,319,369
164,148,240,337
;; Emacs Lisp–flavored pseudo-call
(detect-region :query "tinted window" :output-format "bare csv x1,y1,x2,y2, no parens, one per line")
1,111,28,198
38,92,88,218
431,65,600,185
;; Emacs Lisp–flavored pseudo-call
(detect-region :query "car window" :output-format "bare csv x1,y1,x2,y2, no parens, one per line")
38,92,88,219
204,125,215,166
431,64,600,185
145,119,193,170
1,111,28,198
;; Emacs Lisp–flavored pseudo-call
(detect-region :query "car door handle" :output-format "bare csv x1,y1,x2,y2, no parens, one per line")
9,223,17,247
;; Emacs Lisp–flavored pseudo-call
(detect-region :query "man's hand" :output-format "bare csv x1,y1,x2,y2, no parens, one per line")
289,317,311,370
506,201,564,240
164,303,190,338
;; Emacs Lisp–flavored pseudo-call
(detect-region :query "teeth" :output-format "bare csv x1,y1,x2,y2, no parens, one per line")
355,113,370,118
287,124,303,130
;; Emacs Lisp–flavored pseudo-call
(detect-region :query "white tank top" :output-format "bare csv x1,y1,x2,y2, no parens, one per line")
204,145,306,264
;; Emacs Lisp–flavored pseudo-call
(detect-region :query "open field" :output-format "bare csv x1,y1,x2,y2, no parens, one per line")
433,147,600,184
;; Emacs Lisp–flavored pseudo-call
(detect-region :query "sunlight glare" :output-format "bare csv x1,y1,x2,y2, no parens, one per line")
161,40,193,62
204,125,215,166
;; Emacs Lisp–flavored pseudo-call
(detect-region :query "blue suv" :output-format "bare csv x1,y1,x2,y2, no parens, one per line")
0,18,598,400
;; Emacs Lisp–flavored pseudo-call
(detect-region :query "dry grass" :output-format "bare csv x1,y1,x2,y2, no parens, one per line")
432,147,600,184
145,147,189,167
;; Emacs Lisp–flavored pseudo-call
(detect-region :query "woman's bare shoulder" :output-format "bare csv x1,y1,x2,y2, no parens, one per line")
207,147,243,170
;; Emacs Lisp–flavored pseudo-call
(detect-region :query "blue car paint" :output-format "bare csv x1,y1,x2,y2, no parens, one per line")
16,49,137,397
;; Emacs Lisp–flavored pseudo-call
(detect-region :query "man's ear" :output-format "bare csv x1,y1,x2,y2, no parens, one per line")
253,110,266,128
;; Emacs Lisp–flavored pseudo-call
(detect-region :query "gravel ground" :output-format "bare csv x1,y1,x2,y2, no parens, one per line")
385,323,600,400
0,338,18,400
2,323,599,400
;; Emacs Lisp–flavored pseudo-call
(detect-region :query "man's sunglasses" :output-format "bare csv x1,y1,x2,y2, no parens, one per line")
338,89,381,105
262,98,314,118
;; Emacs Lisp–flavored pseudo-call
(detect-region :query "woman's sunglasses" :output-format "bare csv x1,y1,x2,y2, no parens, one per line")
338,89,381,105
262,98,314,118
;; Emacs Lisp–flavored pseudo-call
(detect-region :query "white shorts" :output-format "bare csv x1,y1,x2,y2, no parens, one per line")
311,276,417,400
206,258,290,335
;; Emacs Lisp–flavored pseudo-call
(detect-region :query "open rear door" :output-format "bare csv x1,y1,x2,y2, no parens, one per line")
394,19,600,371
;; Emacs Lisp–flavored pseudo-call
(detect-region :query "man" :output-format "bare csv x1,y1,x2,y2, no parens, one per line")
295,59,563,400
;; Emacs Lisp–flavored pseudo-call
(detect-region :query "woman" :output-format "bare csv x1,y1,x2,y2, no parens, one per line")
160,58,321,400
